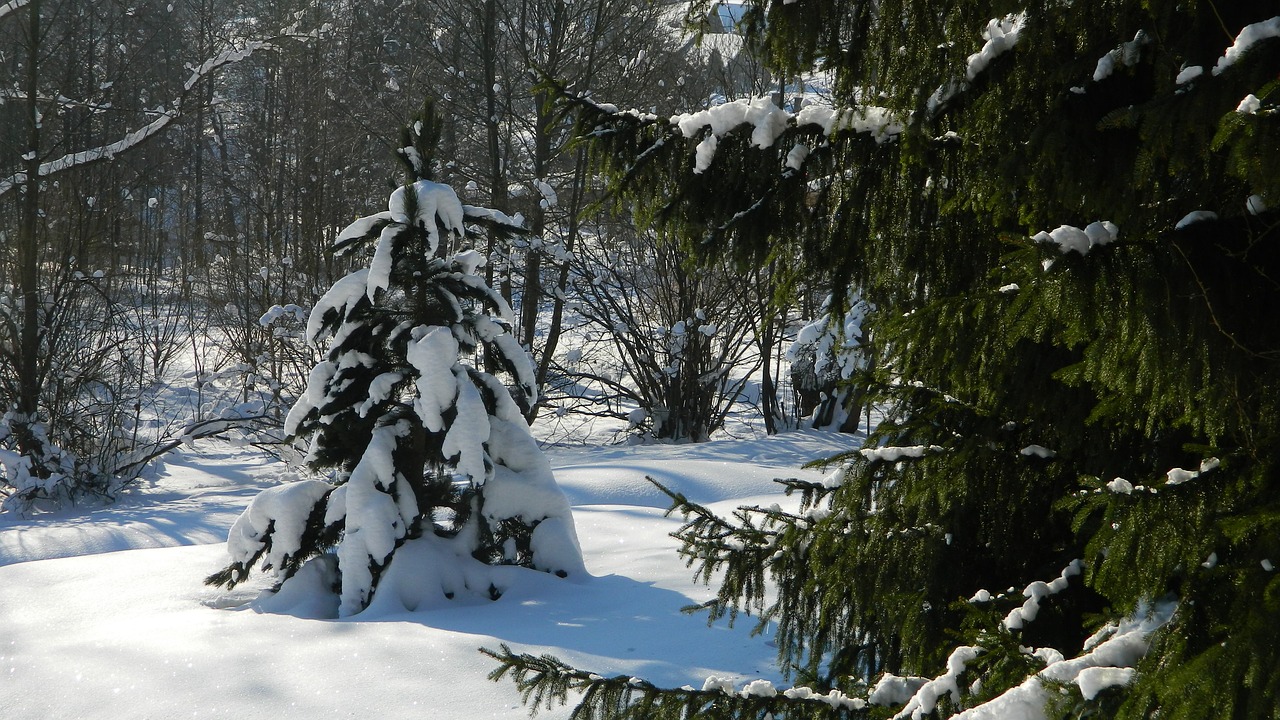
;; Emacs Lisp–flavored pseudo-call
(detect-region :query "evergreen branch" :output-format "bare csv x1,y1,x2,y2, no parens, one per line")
775,478,841,511
482,644,873,720
649,477,785,627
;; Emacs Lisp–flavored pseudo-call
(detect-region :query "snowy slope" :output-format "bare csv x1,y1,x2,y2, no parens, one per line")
0,431,855,720
0,446,285,567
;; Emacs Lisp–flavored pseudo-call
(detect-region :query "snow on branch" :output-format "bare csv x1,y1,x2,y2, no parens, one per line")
1164,457,1220,487
966,14,1027,80
1002,559,1082,631
182,40,275,91
1033,221,1118,255
0,108,179,198
0,31,315,199
928,11,1028,115
0,90,115,114
1212,16,1280,76
860,444,944,464
890,645,984,720
953,600,1176,718
701,675,869,711
671,96,903,159
880,564,1171,720
1092,31,1150,83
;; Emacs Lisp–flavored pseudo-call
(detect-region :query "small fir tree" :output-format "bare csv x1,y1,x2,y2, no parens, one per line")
207,102,583,617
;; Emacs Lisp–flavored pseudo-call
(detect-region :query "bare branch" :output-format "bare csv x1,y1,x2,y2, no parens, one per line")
0,33,316,198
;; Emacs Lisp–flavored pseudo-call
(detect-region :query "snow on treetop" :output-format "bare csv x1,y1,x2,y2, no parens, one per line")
387,179,466,249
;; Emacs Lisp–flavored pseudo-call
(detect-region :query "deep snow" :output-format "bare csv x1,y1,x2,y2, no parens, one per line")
0,430,855,719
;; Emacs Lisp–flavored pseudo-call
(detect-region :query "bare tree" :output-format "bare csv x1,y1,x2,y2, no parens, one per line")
0,0,316,510
552,226,762,442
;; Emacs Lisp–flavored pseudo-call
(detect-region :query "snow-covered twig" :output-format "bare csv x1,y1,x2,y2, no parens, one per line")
0,33,311,199
1002,559,1082,630
0,90,115,114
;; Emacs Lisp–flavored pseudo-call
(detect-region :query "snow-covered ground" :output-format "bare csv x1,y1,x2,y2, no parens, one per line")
0,429,856,719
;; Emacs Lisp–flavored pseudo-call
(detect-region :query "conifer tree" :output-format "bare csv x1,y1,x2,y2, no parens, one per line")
489,3,1280,718
208,101,583,617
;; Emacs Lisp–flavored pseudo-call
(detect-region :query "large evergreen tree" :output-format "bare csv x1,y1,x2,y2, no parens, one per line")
489,2,1280,718
208,104,583,617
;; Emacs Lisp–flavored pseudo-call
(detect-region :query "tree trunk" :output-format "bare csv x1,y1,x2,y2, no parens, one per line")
15,0,44,453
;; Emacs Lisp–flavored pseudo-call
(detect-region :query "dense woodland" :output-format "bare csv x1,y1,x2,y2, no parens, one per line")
0,0,823,513
3,0,1280,718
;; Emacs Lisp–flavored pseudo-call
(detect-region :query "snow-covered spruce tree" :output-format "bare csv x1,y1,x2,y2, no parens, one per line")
207,102,583,617
488,4,1280,719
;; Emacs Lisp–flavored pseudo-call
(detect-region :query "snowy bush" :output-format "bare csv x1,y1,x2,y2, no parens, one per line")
787,290,873,432
0,266,183,513
551,227,761,442
0,411,115,514
208,113,582,616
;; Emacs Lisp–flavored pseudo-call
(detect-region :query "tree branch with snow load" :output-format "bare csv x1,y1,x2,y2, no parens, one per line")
0,23,329,199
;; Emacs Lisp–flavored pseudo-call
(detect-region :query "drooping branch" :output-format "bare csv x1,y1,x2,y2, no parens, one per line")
0,30,324,198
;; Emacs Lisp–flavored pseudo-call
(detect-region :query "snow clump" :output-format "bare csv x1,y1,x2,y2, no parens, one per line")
966,14,1027,80
860,445,942,463
1003,560,1082,631
1033,221,1118,255
1212,16,1280,76
1093,30,1150,82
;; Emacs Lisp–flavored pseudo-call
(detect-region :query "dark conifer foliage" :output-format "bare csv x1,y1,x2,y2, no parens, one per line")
495,2,1280,718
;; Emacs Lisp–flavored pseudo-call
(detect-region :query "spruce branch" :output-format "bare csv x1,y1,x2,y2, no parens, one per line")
483,645,874,719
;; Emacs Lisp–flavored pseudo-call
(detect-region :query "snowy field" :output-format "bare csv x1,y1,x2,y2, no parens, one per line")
0,429,856,719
